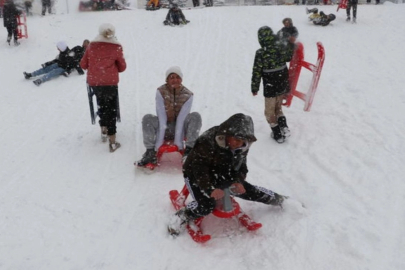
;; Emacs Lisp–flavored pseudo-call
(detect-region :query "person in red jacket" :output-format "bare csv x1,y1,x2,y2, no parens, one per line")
80,23,127,153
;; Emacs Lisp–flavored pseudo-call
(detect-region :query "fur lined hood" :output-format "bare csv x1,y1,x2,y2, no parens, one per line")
92,23,121,45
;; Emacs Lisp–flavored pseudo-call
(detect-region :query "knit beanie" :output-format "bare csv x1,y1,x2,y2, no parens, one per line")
56,41,67,51
282,18,293,26
99,23,116,39
165,66,183,80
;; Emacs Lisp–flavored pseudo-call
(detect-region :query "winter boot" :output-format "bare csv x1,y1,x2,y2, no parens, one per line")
346,16,350,22
182,146,192,164
167,208,191,236
23,72,32,79
108,134,121,153
136,149,157,166
271,125,285,144
306,8,316,14
352,17,356,23
277,116,291,138
7,35,11,45
100,126,108,142
33,79,42,86
14,39,20,46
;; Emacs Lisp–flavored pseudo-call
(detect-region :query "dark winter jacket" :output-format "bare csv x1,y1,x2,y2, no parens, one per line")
70,45,85,64
43,48,76,71
165,7,187,24
3,0,20,28
251,26,295,96
183,113,257,195
312,12,335,26
277,19,299,45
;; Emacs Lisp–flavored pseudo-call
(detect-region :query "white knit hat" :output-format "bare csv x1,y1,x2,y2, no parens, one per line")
56,41,67,51
165,66,183,80
99,23,116,39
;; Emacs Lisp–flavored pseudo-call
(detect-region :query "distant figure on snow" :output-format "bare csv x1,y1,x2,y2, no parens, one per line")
146,0,160,10
346,0,358,23
163,4,189,26
24,0,33,16
306,8,336,26
277,18,299,45
41,0,52,15
3,0,21,45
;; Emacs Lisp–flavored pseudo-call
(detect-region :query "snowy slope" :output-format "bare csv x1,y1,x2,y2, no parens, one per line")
0,1,404,269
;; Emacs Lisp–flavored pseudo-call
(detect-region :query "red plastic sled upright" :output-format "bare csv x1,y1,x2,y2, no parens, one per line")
284,42,325,112
17,13,28,39
337,0,348,11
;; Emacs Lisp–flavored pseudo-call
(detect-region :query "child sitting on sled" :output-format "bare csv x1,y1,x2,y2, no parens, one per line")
163,4,189,26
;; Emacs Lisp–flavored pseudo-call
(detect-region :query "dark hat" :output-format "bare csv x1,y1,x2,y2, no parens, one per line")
282,18,293,26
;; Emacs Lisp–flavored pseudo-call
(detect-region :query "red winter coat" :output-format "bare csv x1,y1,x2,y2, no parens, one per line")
80,40,126,86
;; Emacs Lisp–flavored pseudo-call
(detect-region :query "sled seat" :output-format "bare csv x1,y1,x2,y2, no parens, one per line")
157,140,183,161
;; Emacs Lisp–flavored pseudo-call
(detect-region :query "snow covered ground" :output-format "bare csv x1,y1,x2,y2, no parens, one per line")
1,1,404,269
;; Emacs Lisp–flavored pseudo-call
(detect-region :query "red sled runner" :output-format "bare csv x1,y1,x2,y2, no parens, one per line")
17,12,28,39
283,42,325,112
169,185,262,243
337,0,348,11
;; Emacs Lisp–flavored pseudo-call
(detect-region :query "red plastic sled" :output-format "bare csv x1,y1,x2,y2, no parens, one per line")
283,42,325,112
17,13,28,39
337,0,348,11
169,185,262,243
139,141,184,171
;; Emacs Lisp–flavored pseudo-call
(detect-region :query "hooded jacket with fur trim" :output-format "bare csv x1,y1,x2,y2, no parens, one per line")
182,113,257,195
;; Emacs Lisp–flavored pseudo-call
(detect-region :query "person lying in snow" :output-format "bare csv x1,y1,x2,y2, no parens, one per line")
23,41,77,86
306,8,336,26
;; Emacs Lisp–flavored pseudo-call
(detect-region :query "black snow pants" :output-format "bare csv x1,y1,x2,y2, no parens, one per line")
184,178,275,219
92,85,119,136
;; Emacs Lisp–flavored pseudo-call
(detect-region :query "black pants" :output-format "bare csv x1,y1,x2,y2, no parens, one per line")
263,67,290,98
6,26,18,41
184,178,275,219
42,0,52,15
192,0,199,7
92,85,119,136
346,3,357,18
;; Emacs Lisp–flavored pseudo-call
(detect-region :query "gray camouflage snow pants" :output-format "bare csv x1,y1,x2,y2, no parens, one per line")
141,112,202,150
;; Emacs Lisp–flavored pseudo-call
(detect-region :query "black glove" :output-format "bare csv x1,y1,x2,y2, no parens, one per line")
76,67,84,75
